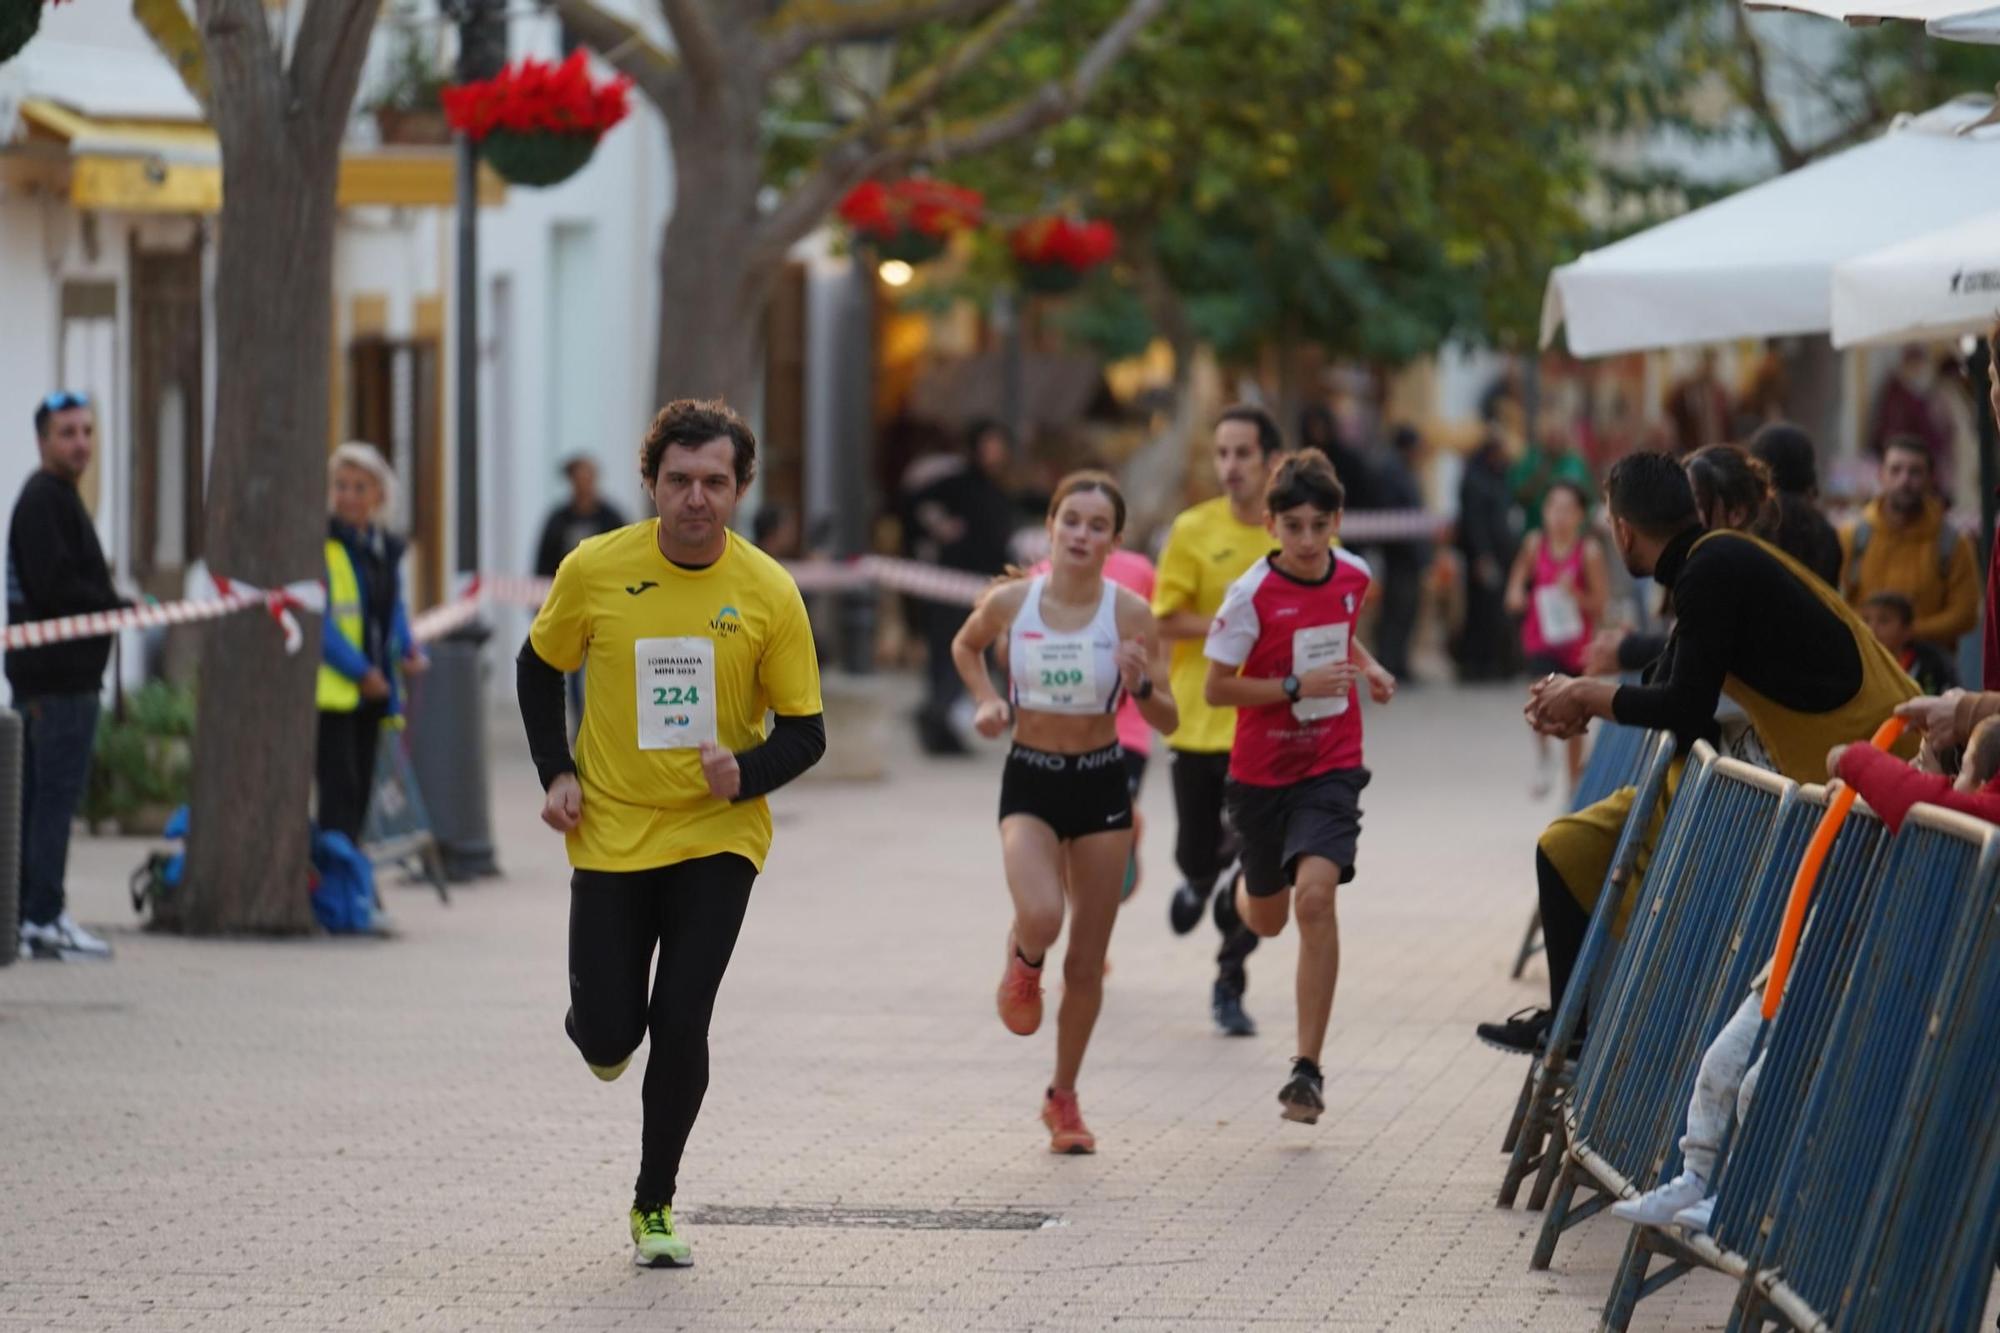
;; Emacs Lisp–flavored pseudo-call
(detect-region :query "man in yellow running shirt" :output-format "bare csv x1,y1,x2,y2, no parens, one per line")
1154,405,1286,1037
517,399,825,1268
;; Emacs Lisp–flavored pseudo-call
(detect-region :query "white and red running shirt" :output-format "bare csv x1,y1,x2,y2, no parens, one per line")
1203,548,1372,786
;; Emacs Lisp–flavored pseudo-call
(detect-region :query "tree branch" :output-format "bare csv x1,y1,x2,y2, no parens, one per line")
552,0,682,107
860,0,1038,132
289,0,377,144
759,0,1007,76
1728,4,1803,171
661,0,727,97
133,0,211,113
751,0,1164,265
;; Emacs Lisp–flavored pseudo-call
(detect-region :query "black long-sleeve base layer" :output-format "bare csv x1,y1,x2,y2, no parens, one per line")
515,636,825,799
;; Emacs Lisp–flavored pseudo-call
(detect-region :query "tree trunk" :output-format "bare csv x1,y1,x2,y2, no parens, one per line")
652,68,773,411
178,4,372,934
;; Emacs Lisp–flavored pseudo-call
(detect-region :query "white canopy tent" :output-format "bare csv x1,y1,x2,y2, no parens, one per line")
1745,1,2000,43
1539,99,2000,356
1831,210,2000,346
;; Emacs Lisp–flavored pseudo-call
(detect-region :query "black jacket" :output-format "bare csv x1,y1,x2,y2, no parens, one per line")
6,470,125,697
534,501,627,578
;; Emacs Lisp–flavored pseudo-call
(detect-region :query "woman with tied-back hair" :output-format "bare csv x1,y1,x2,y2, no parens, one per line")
951,471,1179,1156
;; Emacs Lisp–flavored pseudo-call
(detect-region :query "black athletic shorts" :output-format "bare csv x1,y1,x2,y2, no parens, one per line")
1226,766,1369,898
999,742,1135,843
1120,746,1148,798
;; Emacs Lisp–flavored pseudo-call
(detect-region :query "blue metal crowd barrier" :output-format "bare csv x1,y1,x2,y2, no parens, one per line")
1499,729,1677,1207
1596,785,1890,1330
1531,749,1812,1271
1512,720,1656,979
1742,805,2000,1332
1837,810,2000,1331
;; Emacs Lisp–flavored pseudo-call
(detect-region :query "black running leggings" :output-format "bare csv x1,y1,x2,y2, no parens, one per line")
567,854,757,1209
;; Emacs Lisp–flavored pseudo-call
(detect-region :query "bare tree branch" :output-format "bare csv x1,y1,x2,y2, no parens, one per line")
289,0,377,145
862,0,1038,131
552,0,683,107
1728,4,1803,170
661,0,728,97
759,0,1006,75
752,0,1164,265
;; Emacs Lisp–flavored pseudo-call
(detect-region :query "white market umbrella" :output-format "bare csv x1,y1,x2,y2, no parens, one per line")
1745,1,2000,42
1831,209,2000,346
1540,98,2000,356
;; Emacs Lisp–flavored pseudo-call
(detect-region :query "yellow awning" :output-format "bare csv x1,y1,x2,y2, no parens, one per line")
11,99,504,213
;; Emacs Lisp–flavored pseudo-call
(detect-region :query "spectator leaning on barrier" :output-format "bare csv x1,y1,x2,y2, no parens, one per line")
317,442,426,847
1840,435,1979,656
7,390,126,961
1611,717,2000,1234
1747,421,1843,590
1476,451,1919,1057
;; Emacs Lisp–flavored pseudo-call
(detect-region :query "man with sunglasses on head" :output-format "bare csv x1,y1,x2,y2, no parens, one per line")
8,391,126,960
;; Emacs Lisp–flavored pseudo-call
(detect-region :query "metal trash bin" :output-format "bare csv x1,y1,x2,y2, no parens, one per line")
405,623,501,881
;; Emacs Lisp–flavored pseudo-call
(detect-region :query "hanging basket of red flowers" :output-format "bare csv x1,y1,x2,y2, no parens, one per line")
442,52,632,189
1010,216,1118,295
837,178,984,265
1,0,67,67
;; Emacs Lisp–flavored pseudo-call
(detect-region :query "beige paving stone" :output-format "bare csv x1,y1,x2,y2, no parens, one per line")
0,683,1869,1329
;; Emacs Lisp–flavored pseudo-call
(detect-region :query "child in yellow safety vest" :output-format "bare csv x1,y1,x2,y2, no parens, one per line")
317,441,427,844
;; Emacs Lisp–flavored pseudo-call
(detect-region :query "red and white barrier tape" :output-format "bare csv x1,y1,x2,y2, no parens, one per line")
1,577,326,656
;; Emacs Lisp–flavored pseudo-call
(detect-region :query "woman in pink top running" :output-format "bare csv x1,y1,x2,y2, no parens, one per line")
1505,480,1607,798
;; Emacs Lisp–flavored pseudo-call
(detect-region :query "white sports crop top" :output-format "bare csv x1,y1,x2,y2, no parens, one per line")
1008,575,1124,716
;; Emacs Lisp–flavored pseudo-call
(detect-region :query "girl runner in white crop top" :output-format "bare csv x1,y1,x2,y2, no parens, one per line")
1007,575,1126,715
946,470,1180,1158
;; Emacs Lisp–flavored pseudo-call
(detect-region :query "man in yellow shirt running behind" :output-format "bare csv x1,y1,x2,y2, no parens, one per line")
517,398,825,1268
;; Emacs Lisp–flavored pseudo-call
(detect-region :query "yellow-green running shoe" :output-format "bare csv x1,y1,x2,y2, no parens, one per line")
630,1204,692,1268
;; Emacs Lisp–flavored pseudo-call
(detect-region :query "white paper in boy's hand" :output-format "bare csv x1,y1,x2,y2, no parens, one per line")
1292,623,1349,721
1535,584,1585,646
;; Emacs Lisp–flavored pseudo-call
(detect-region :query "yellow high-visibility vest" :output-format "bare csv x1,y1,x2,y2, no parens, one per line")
316,537,365,713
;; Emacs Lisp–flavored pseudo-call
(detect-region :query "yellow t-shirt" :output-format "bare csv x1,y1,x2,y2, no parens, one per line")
1152,497,1271,754
529,523,823,873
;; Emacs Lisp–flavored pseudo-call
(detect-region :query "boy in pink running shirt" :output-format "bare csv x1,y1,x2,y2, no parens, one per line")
1202,448,1395,1124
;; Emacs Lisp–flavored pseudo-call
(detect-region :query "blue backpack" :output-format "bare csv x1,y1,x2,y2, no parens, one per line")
309,829,377,934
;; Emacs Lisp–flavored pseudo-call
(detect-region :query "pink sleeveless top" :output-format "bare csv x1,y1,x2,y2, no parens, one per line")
1521,535,1590,673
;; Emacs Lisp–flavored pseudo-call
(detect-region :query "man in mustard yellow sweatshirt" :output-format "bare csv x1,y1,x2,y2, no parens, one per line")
1841,435,1979,655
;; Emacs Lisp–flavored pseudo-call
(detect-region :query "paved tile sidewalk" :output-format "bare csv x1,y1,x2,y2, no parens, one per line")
1,682,1749,1331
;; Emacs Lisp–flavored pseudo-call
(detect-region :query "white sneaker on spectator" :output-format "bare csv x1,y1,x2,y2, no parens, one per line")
19,920,66,959
1610,1171,1707,1226
52,914,113,959
1673,1197,1715,1233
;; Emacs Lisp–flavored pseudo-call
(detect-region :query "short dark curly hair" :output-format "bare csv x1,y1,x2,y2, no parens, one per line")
641,398,758,488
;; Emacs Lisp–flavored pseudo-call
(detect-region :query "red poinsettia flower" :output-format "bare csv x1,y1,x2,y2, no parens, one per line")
443,51,632,142
837,178,984,242
1010,216,1118,271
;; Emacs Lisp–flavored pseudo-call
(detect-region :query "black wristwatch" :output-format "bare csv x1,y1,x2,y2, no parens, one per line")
1132,676,1154,702
1282,674,1302,702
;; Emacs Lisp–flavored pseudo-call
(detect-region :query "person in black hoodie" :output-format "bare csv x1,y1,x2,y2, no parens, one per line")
8,391,125,960
902,418,1018,754
317,442,426,846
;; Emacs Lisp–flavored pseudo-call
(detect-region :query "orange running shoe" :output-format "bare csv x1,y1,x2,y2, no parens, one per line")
1041,1086,1096,1155
997,938,1044,1035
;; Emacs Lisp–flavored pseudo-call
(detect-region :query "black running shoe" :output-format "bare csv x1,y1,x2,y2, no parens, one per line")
1169,882,1208,936
1278,1057,1325,1124
1476,1007,1551,1056
1212,982,1256,1038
